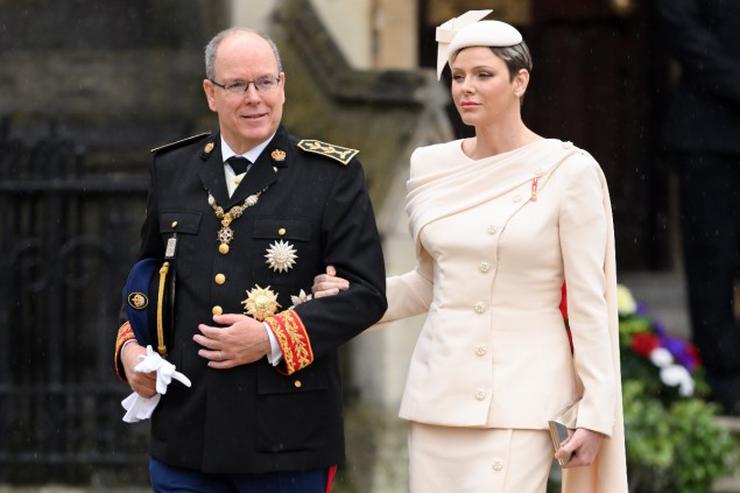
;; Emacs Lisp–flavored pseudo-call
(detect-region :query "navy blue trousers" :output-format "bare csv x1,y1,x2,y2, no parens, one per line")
150,456,336,493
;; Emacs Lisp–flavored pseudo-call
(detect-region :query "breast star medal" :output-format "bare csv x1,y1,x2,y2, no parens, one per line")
242,285,281,321
264,240,298,273
290,289,313,308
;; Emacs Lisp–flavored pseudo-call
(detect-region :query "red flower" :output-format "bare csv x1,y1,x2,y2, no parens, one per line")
631,332,660,358
686,343,701,367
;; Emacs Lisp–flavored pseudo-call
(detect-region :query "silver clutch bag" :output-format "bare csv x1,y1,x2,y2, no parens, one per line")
547,399,579,466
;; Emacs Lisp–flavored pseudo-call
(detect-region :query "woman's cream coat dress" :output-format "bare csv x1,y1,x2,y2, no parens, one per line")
382,138,628,492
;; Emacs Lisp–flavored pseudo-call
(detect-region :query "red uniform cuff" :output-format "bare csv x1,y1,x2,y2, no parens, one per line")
264,310,314,375
114,322,135,382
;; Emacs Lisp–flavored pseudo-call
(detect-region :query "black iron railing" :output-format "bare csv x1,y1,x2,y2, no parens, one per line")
0,117,151,483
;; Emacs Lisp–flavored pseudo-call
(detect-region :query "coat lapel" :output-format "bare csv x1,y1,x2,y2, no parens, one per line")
225,127,290,208
197,134,229,208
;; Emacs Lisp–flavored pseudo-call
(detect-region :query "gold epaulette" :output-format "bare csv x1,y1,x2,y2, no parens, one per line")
150,132,211,154
297,139,359,166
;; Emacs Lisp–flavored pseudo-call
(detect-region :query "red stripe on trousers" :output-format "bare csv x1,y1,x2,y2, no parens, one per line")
326,464,337,493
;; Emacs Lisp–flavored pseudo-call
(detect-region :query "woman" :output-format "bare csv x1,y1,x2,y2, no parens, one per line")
313,11,627,492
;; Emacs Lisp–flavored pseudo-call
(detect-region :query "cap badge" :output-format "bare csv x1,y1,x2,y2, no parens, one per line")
128,292,149,310
242,285,281,321
265,240,298,273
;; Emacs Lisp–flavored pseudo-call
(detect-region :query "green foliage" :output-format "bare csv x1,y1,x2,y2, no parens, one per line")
616,284,738,492
669,399,738,493
622,376,738,492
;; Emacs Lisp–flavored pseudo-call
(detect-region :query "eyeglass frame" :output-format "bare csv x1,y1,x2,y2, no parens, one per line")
208,74,282,95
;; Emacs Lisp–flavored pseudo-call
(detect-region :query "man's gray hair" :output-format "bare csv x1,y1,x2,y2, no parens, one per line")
204,27,284,80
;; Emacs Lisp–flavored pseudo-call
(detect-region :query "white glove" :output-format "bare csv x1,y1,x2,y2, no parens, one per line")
121,392,161,423
121,345,191,423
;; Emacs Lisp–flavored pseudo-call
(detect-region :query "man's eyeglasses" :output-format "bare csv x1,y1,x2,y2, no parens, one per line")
209,75,281,95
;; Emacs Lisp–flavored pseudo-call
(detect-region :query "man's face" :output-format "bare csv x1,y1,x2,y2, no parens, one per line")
203,32,285,154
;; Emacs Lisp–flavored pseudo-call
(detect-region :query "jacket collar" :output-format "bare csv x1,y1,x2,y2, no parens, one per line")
199,127,291,209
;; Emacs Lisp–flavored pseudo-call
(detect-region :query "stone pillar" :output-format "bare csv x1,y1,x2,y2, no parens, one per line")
373,0,417,69
311,0,372,68
229,0,277,32
311,0,417,69
344,81,453,493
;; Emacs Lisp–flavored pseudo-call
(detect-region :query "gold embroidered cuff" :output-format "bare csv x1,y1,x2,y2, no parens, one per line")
264,310,314,375
114,321,136,382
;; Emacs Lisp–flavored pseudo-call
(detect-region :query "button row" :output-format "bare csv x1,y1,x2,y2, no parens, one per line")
212,226,288,316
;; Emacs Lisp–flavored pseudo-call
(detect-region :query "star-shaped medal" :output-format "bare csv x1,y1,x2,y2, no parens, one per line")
290,289,313,308
265,240,298,273
242,285,281,321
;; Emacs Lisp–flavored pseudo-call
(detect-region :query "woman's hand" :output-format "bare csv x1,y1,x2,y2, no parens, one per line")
312,265,350,298
555,428,605,468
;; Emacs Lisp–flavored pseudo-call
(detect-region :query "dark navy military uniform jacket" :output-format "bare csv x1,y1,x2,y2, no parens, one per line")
119,125,386,474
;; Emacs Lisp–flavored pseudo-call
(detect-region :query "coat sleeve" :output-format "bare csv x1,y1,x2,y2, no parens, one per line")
375,144,435,324
137,158,165,259
559,155,618,436
264,158,387,375
378,247,434,324
114,158,164,380
656,0,740,106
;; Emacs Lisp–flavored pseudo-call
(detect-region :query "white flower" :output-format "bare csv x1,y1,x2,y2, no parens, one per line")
264,240,298,273
649,347,674,367
660,365,694,397
290,289,313,308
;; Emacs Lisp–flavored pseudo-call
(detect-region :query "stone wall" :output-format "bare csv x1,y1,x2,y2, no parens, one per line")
0,0,228,165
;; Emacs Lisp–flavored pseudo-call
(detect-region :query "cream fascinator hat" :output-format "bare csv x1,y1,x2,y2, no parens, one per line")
435,9,523,80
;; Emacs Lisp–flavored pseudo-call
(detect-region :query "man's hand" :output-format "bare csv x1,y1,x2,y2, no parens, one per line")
121,341,157,398
194,314,270,369
312,265,350,298
555,428,605,468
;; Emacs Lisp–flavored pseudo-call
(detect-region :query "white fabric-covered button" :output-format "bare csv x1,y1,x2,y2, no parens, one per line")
492,459,504,471
487,225,498,235
473,302,486,314
474,345,487,357
475,389,487,401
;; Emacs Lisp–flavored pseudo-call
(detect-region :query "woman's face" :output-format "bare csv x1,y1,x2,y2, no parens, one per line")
450,47,527,127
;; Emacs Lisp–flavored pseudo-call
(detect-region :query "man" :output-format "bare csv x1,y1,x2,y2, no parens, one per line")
657,0,740,415
114,27,387,491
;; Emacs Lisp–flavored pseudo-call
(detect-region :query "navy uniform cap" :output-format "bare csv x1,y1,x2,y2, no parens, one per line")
122,257,175,356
